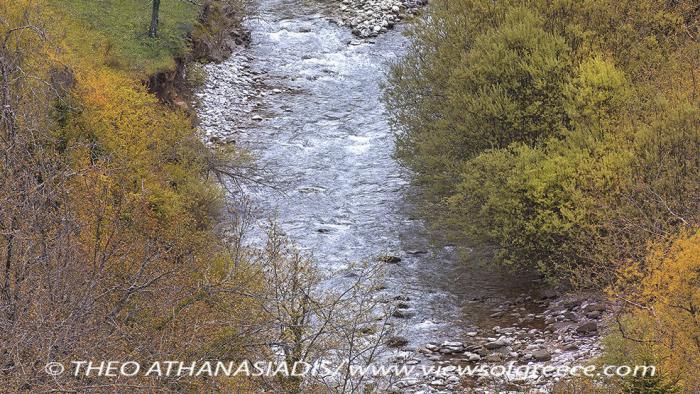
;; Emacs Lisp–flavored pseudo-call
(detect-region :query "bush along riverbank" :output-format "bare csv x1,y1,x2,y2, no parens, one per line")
385,0,699,391
1,1,264,391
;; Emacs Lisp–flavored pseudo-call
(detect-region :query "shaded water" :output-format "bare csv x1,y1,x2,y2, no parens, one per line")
199,0,544,345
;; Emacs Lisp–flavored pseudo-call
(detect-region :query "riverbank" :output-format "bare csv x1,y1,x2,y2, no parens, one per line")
388,294,608,392
2,2,264,391
380,0,700,391
149,0,251,110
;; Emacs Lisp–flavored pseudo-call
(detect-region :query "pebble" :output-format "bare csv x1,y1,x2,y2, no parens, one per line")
466,353,481,361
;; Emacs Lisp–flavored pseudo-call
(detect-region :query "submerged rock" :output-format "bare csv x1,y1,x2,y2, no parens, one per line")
386,336,409,348
378,255,401,263
392,309,415,319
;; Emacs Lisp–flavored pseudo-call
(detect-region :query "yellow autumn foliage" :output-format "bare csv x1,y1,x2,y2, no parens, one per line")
609,230,700,391
1,0,263,391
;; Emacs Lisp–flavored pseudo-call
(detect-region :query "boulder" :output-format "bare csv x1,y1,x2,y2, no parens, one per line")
392,310,414,319
586,310,602,319
584,302,607,312
576,321,598,335
485,339,508,350
532,350,552,361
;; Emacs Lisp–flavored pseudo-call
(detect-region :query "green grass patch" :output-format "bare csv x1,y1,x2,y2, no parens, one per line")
54,0,199,76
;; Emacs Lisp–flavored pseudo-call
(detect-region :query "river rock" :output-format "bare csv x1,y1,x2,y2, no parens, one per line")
584,302,606,312
466,353,481,361
564,311,578,321
392,309,414,319
485,353,503,362
586,310,602,319
335,0,423,38
386,336,409,348
576,321,598,335
379,255,401,263
532,350,552,361
485,339,508,350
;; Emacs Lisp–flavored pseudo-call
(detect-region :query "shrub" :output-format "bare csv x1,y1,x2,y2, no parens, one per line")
385,0,700,285
606,230,700,392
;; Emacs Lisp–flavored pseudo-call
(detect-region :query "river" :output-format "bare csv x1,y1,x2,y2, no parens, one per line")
197,0,553,366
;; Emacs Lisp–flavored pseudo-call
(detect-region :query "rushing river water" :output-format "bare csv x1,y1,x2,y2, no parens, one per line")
198,0,544,347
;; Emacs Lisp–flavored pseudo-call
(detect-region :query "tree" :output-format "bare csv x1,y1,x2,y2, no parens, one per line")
1,2,262,391
605,230,700,392
149,0,161,37
254,225,397,393
150,0,201,38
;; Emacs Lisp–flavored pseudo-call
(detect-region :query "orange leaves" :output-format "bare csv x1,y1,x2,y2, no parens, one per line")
612,230,700,390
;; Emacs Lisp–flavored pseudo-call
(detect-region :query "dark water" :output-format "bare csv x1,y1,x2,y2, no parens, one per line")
199,0,544,346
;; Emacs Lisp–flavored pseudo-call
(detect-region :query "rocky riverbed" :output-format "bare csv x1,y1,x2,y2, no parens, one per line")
384,294,608,392
335,0,427,38
196,49,265,143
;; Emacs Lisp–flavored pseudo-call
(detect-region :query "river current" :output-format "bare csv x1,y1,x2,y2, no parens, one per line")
197,0,543,348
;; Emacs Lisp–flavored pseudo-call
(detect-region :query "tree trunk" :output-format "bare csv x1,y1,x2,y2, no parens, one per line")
149,0,161,38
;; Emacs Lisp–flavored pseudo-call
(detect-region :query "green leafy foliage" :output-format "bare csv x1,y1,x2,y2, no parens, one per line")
385,0,700,284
